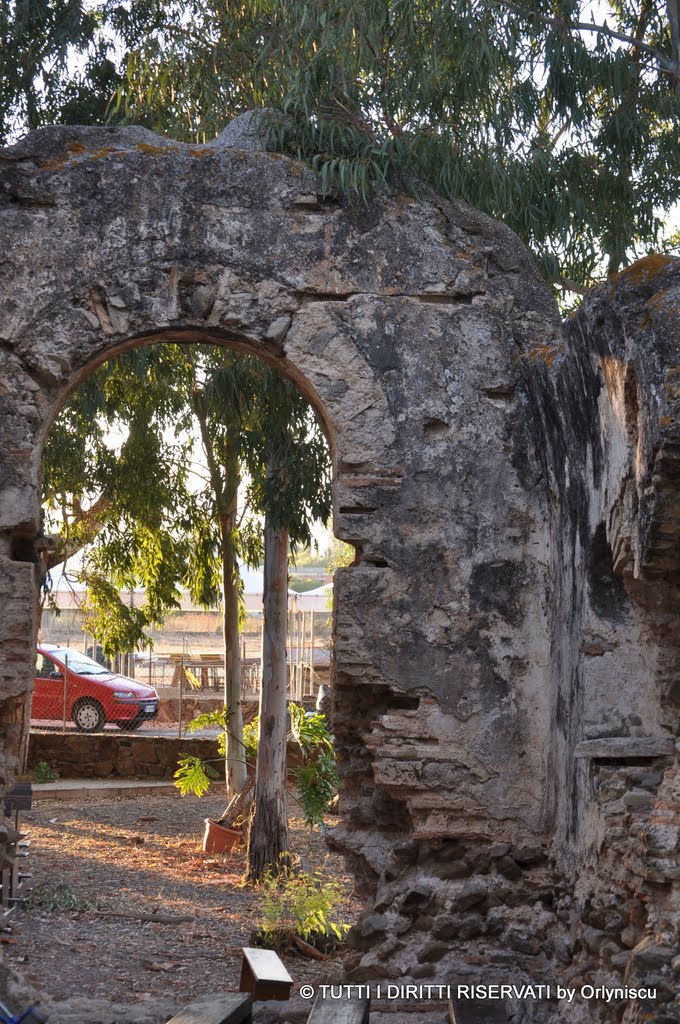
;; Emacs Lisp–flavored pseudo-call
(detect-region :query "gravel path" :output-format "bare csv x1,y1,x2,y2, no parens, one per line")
3,790,361,1020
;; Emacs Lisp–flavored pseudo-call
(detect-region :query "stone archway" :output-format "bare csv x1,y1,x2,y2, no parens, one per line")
0,122,558,833
5,121,678,1015
0,118,558,968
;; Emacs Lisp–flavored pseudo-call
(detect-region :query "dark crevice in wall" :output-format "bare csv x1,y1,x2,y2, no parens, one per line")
588,523,630,621
423,417,449,437
388,693,420,711
9,534,38,566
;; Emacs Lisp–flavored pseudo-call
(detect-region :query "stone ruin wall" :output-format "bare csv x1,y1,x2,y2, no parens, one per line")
0,123,677,1020
522,258,680,1019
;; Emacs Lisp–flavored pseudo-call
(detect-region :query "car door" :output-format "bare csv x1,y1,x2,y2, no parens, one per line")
33,652,65,721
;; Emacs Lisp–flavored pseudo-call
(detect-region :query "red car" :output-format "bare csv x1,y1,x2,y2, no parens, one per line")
33,644,159,733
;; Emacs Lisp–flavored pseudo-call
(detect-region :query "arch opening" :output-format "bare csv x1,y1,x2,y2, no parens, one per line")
12,332,368,991
32,330,343,734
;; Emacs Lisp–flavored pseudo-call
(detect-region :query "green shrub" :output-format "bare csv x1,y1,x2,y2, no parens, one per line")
175,703,339,829
293,750,339,828
33,760,58,783
256,855,349,950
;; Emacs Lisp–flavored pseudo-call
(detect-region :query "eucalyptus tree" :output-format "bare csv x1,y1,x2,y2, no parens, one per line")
4,2,679,293
242,373,332,880
179,347,263,796
106,0,680,295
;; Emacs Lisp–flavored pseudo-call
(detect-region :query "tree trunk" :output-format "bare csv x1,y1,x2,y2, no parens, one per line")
247,517,289,882
185,352,247,801
670,0,680,94
221,493,247,799
218,772,255,828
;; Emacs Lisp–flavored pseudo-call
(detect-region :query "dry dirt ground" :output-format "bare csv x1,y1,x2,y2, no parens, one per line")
3,791,362,1022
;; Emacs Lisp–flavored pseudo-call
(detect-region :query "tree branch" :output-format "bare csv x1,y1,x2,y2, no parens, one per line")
552,275,593,296
45,493,113,571
359,31,405,139
489,0,677,75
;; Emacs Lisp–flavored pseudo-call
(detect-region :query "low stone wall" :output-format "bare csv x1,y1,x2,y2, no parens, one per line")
27,732,220,780
26,730,306,780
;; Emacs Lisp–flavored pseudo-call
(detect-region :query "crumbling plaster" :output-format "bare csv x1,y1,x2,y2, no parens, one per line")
0,123,678,1020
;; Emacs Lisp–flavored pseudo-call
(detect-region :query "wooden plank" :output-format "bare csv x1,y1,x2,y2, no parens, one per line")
167,993,252,1024
307,994,370,1023
0,866,11,910
241,947,293,984
448,997,509,1024
239,947,293,1001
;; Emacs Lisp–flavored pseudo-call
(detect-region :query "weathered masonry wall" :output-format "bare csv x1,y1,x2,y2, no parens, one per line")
522,258,680,1020
0,122,678,1020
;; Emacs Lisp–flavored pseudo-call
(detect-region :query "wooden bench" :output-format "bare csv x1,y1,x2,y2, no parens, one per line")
166,993,252,1024
448,997,509,1024
306,993,370,1023
239,947,293,1001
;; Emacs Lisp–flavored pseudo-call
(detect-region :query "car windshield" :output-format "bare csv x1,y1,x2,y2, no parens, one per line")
48,650,111,676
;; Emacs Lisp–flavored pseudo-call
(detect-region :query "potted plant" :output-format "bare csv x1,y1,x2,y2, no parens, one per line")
173,706,252,851
173,703,338,851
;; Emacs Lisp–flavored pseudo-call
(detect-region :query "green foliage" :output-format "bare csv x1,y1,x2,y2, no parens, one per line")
42,343,332,656
288,704,333,756
288,705,337,826
256,855,350,948
174,705,253,793
33,760,58,783
42,344,200,654
173,754,220,797
185,705,233,759
27,880,96,913
176,703,338,827
242,718,260,764
0,0,121,145
81,574,154,656
293,751,340,830
185,707,232,733
242,371,332,553
3,1,680,290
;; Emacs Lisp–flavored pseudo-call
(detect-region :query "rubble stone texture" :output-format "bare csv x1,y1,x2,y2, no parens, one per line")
0,123,678,1021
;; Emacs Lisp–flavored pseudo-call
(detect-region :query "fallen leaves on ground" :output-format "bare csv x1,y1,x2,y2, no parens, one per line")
4,791,361,1011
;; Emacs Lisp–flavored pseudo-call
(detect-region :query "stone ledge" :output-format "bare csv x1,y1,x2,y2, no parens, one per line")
574,737,675,760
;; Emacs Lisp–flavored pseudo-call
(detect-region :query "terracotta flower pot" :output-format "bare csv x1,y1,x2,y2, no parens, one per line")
202,817,242,854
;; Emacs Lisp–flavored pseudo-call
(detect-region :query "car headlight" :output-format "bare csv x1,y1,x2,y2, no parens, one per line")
113,690,137,699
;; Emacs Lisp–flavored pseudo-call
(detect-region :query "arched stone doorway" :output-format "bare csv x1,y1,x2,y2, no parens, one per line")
11,123,680,1012
0,125,559,851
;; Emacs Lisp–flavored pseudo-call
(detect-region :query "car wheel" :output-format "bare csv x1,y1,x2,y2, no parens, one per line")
72,698,105,733
115,716,144,731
